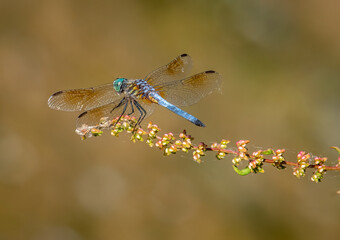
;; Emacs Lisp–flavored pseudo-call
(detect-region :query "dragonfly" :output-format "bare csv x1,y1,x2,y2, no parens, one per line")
48,54,222,130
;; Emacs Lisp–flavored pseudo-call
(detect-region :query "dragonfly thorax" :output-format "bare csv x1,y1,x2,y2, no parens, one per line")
119,79,156,102
133,79,155,97
114,78,157,102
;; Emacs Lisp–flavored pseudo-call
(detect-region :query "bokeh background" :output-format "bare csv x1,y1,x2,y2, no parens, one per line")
1,0,340,239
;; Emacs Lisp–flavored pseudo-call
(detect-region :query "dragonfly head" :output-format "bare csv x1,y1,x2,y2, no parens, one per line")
113,78,126,92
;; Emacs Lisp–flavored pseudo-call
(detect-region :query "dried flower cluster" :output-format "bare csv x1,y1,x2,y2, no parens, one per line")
75,116,340,182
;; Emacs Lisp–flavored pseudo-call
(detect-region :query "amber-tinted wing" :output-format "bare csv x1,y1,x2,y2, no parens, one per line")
154,70,222,107
48,82,121,112
145,54,192,86
76,98,155,128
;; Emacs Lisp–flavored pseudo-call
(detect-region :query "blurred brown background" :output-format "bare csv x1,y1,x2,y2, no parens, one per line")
1,0,340,239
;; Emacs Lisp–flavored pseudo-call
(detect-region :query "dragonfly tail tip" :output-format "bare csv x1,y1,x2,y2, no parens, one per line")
194,120,206,127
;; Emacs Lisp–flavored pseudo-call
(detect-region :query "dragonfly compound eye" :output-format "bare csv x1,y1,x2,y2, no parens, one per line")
113,78,126,92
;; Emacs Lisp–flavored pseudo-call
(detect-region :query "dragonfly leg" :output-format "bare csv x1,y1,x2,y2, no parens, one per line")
112,101,129,128
109,98,128,128
133,100,146,128
126,100,135,115
110,97,125,114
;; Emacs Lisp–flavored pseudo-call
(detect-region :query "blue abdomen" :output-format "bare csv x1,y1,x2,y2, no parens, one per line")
149,92,205,127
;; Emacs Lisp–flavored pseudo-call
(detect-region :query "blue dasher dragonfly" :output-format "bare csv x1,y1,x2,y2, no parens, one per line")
48,54,222,130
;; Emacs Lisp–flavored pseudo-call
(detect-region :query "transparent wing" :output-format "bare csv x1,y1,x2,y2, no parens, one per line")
48,82,121,112
145,54,192,86
154,70,222,107
76,98,155,128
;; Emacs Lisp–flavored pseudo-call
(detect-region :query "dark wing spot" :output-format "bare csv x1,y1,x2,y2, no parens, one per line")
52,90,63,96
205,70,215,74
78,111,88,118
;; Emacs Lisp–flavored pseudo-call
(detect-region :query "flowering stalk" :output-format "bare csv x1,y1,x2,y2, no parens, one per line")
75,116,340,183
